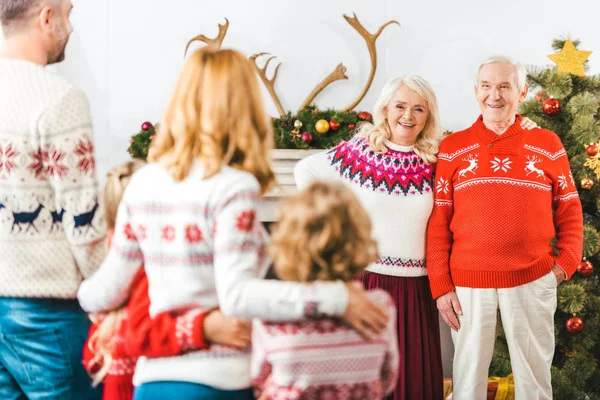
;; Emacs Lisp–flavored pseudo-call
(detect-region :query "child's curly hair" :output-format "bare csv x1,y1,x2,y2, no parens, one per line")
269,181,379,282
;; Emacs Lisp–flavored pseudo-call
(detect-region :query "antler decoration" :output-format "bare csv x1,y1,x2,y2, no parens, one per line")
341,13,400,112
184,14,400,116
300,64,348,110
184,18,229,56
250,53,286,116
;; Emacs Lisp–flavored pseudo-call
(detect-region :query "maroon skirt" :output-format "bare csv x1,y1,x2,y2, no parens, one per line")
360,271,444,400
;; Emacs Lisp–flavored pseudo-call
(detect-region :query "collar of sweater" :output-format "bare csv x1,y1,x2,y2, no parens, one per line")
470,114,526,155
383,139,414,152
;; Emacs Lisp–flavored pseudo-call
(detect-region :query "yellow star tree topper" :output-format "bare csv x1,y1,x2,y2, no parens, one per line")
547,39,592,76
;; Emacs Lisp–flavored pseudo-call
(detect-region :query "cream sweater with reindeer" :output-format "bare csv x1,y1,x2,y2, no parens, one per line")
0,59,106,298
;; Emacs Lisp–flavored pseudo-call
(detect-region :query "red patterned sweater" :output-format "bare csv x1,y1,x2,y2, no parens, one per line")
426,115,583,299
82,269,207,400
251,290,399,400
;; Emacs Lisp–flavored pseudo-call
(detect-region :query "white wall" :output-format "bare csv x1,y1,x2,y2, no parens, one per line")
45,0,600,180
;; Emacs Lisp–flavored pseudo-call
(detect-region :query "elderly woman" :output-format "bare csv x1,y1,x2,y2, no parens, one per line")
295,75,536,400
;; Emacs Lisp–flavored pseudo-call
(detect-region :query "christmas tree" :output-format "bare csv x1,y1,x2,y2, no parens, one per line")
489,39,600,399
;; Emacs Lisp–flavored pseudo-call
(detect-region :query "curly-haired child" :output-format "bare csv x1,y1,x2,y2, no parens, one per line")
252,181,399,400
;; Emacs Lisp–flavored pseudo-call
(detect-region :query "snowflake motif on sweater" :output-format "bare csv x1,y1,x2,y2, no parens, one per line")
327,137,434,197
0,143,18,175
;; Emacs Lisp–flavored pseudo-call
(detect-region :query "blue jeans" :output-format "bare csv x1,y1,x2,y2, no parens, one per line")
0,298,101,400
135,381,254,400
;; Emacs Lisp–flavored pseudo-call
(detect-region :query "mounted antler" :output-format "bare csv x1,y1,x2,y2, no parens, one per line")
300,64,349,110
250,53,286,117
341,13,400,112
184,18,229,56
184,14,400,117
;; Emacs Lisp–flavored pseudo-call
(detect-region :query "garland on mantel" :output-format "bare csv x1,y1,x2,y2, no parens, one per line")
127,106,373,159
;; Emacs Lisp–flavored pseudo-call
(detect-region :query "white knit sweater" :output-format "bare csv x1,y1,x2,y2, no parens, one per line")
0,58,106,298
77,162,349,389
295,136,434,277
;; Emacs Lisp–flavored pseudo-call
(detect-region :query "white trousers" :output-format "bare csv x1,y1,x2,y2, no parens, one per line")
451,271,557,400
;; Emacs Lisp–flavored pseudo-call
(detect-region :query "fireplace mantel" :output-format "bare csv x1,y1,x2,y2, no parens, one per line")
258,149,322,221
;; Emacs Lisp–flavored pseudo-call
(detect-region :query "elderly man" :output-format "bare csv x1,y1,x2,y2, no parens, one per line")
0,0,105,398
427,56,583,399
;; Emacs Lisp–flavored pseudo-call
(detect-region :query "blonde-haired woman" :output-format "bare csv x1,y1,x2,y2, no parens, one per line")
296,74,444,400
77,47,388,400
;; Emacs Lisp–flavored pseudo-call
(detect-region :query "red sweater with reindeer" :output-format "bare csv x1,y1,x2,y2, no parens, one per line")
426,115,583,299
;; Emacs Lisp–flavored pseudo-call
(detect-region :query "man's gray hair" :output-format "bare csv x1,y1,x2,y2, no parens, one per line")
475,56,528,92
0,0,60,33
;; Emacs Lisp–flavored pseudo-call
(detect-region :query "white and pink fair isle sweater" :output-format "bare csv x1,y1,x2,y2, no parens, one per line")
252,289,399,400
77,162,349,390
295,136,434,278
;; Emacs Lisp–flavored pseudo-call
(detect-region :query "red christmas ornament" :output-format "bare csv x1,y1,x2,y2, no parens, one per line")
141,121,153,131
358,111,372,120
542,98,561,116
586,144,598,157
301,132,313,143
329,120,341,131
577,260,594,278
348,123,355,129
565,316,584,335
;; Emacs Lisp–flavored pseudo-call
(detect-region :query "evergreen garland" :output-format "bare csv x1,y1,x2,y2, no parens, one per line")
128,106,374,160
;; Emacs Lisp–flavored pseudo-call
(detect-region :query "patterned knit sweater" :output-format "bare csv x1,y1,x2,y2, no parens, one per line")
251,289,399,400
77,162,349,390
294,136,434,277
0,58,106,298
427,115,583,299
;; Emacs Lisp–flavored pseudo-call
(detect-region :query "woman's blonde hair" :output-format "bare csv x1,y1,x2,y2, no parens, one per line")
269,182,378,282
86,159,145,386
148,47,275,194
356,75,443,164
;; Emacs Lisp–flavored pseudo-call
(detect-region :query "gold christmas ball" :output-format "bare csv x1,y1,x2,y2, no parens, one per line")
315,119,330,134
294,120,303,129
581,177,594,189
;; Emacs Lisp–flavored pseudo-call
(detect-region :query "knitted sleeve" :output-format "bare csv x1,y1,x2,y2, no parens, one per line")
426,141,457,299
38,87,107,278
124,271,208,358
213,176,348,320
77,197,143,312
550,137,584,278
294,150,339,189
250,320,272,399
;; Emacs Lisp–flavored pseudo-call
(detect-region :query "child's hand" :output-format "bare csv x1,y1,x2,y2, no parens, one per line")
203,309,252,349
342,281,389,340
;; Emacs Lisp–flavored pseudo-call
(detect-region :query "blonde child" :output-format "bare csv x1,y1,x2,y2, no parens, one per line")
252,181,399,400
83,160,251,400
77,47,388,400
